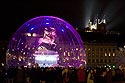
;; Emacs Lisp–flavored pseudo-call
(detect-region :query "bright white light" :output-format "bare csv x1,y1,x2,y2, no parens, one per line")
34,55,59,67
46,22,49,24
32,33,37,37
113,66,115,68
35,56,46,61
46,56,56,61
1,63,4,66
35,55,58,61
103,19,106,23
28,62,31,66
27,33,31,36
90,24,97,30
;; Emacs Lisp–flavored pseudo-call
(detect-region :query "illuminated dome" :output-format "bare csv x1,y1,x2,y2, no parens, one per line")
6,16,86,67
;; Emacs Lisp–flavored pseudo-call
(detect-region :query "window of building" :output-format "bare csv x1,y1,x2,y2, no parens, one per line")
96,59,99,63
109,53,111,56
109,48,111,51
88,59,90,63
109,59,111,63
112,59,114,63
105,53,107,56
100,48,103,51
88,48,91,51
113,53,115,56
107,60,109,63
96,54,98,57
105,59,107,63
92,48,94,51
92,53,95,57
92,59,95,63
100,59,103,63
96,48,99,51
113,49,116,52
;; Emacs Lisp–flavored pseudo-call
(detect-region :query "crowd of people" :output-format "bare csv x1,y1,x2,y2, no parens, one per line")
0,64,125,83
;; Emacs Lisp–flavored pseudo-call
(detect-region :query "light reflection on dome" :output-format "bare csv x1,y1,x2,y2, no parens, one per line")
6,16,86,67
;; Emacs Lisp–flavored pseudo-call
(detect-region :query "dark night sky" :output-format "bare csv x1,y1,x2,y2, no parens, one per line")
1,0,125,40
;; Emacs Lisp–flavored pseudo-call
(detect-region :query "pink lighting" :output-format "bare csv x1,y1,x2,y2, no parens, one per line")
6,16,86,67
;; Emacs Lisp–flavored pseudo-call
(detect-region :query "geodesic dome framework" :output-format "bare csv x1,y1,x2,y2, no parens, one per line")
6,16,86,67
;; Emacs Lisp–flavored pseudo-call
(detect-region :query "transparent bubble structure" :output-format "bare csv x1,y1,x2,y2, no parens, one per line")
6,16,86,67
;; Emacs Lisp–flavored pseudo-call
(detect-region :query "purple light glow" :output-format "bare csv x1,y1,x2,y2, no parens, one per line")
6,16,86,67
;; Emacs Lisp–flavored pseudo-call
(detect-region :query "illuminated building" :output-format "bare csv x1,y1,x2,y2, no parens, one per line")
84,17,106,33
6,16,86,67
84,42,117,68
78,31,122,68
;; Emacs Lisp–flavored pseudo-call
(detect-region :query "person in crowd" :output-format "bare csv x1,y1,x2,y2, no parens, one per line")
68,67,78,83
123,68,125,81
24,67,30,83
77,65,86,83
113,68,124,82
96,68,106,83
105,67,113,83
30,64,41,83
87,69,94,83
93,68,98,83
15,66,25,83
62,67,70,83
